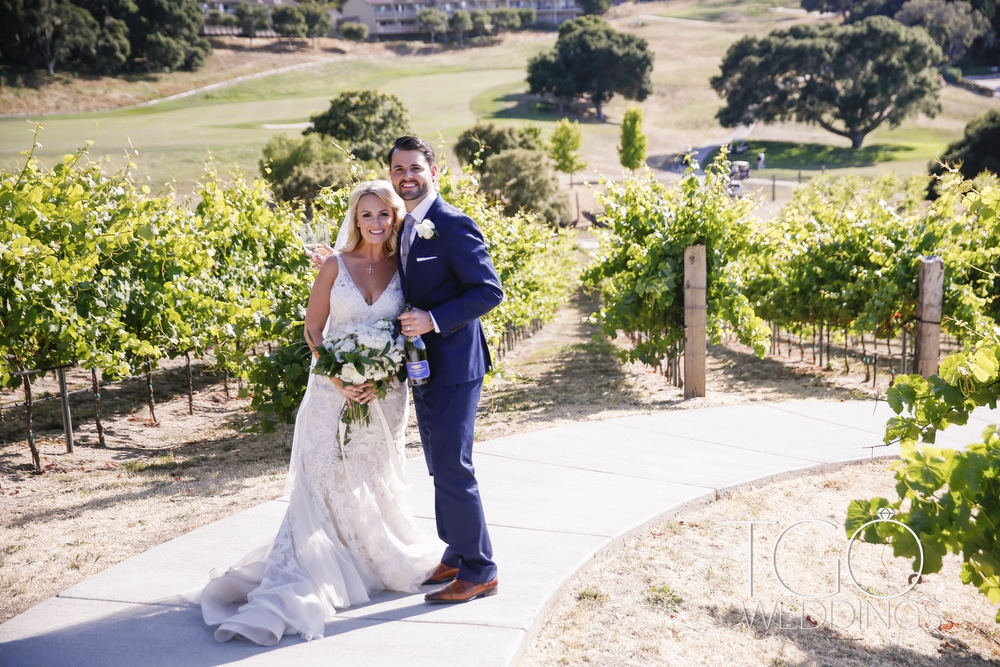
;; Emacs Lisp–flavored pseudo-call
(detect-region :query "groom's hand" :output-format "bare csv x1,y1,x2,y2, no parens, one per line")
398,308,434,336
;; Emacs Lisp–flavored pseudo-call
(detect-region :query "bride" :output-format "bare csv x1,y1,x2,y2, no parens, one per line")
198,180,444,646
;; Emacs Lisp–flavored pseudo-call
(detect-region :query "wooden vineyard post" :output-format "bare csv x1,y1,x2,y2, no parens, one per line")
684,245,706,398
57,367,74,454
916,256,944,378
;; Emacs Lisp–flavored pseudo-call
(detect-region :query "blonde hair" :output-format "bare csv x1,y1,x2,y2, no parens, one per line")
337,180,406,255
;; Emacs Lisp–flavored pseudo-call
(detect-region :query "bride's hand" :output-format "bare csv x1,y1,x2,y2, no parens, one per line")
310,244,334,270
331,378,376,404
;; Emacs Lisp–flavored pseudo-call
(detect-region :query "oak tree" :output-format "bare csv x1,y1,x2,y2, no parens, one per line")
307,89,410,162
711,16,943,148
527,16,652,121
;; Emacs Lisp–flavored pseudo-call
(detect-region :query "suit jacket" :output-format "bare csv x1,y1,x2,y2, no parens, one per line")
398,195,504,387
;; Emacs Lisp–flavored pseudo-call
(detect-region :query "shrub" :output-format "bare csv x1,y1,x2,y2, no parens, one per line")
306,89,410,161
454,122,542,171
940,65,963,83
479,148,571,225
339,21,369,41
618,106,648,170
929,109,1000,197
260,133,353,205
145,32,185,71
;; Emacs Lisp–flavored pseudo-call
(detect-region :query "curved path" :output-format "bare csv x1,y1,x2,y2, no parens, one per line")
0,400,993,667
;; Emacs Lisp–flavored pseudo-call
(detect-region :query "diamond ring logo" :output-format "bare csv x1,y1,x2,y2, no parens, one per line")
876,507,896,521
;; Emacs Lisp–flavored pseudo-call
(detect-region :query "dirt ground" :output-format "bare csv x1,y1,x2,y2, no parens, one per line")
0,279,876,625
0,227,955,628
521,461,1000,666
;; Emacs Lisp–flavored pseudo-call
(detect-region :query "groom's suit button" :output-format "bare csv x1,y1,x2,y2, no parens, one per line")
422,563,459,585
424,576,499,604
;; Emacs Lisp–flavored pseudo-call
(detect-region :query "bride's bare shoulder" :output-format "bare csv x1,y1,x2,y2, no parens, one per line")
314,252,340,285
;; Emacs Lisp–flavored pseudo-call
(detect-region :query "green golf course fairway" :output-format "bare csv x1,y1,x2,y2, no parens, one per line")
0,62,531,194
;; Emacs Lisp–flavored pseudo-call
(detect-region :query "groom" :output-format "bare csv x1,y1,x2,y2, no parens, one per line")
391,136,504,604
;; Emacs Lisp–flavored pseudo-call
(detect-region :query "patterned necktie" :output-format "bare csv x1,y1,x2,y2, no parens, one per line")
400,214,415,273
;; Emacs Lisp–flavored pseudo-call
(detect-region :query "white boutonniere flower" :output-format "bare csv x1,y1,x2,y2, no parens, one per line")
415,219,438,240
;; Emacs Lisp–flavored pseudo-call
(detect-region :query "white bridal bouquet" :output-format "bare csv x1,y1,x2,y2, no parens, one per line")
311,318,406,439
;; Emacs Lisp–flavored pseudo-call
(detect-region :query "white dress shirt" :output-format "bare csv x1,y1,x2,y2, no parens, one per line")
405,191,441,333
405,191,438,246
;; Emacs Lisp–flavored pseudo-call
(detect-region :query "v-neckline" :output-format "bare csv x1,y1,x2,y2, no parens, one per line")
339,256,397,308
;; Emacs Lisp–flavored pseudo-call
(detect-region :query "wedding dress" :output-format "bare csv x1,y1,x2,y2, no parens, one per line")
198,255,444,646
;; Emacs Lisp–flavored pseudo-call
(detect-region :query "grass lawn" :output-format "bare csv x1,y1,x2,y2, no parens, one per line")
0,60,531,195
2,0,998,194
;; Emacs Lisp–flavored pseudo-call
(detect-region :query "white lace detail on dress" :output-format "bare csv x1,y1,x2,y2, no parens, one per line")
198,254,443,646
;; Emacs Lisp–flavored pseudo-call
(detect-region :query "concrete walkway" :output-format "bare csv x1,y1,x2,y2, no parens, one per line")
1,401,994,667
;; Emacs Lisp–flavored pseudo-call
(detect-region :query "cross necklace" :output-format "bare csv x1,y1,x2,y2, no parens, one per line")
366,264,374,274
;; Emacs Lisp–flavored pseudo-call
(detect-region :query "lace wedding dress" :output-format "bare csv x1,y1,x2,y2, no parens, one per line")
198,256,444,646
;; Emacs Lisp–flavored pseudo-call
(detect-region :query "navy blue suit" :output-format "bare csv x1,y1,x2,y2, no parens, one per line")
398,194,503,584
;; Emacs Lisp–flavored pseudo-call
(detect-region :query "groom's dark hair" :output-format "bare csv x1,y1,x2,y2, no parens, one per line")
387,136,436,169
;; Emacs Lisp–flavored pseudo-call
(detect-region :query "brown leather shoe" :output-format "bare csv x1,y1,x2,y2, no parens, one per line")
422,563,460,586
424,577,498,604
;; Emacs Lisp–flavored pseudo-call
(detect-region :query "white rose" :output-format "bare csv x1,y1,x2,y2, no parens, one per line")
415,219,436,240
341,365,366,385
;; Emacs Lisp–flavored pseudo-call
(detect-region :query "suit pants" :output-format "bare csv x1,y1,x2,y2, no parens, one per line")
412,377,497,583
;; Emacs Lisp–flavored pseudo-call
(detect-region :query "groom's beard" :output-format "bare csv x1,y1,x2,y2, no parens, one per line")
396,179,430,201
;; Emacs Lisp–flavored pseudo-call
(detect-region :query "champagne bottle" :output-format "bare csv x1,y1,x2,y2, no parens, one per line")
403,304,430,386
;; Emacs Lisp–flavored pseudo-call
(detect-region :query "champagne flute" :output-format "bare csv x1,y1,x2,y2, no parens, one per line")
299,223,331,257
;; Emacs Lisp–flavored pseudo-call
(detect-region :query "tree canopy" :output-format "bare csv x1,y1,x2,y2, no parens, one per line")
480,148,571,225
454,122,542,171
300,0,333,46
235,2,270,41
527,15,653,120
711,16,943,148
306,89,410,162
579,0,613,14
417,7,447,44
895,0,993,62
929,109,1000,196
547,118,586,185
260,133,352,206
618,107,647,170
805,0,1000,62
272,5,306,43
0,0,209,74
470,9,491,37
449,9,472,46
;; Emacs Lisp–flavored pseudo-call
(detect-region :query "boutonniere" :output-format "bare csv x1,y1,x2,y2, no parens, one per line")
415,219,438,240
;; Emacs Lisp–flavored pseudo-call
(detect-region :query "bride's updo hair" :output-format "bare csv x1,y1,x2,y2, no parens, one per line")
337,180,406,255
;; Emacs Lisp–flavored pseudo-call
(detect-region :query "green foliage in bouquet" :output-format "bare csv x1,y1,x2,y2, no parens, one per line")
245,332,312,434
583,151,770,369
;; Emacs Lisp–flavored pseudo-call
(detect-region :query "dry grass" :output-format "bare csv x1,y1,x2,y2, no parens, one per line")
0,37,384,116
0,235,940,627
522,462,1000,666
0,385,293,623
0,263,857,625
0,32,548,117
